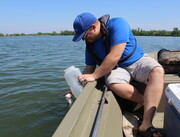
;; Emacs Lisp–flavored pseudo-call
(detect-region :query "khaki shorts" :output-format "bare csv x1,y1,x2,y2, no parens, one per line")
105,54,162,85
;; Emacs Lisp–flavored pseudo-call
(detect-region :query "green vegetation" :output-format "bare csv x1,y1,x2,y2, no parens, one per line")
0,28,180,37
0,30,75,37
132,27,180,37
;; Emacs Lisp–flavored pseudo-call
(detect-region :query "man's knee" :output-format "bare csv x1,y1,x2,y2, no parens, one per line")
152,66,164,75
148,66,164,80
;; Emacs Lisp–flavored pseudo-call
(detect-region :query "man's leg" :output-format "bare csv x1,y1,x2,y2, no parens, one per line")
139,66,164,132
109,66,164,136
125,54,165,136
106,67,144,104
108,83,144,104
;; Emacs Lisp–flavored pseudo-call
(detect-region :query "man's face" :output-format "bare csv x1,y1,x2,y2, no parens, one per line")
82,26,99,43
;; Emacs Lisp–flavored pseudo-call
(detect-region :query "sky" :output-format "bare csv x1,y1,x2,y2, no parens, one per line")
0,0,180,34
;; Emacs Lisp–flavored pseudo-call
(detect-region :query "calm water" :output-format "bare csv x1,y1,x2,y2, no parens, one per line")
0,36,180,137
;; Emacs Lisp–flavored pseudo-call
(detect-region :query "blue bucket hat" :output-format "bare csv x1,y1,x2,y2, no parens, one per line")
72,12,97,42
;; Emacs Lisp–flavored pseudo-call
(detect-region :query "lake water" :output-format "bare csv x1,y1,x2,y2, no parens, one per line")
0,36,180,137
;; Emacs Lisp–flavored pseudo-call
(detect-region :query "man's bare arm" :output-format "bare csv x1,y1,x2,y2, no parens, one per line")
78,42,126,82
83,65,96,74
92,42,126,79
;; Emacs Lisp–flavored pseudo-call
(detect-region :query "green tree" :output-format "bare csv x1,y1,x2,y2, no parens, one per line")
0,33,4,36
171,27,179,36
51,31,57,35
37,32,43,35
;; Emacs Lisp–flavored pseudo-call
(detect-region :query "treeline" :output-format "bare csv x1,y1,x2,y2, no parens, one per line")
132,27,180,36
0,28,180,37
0,30,75,37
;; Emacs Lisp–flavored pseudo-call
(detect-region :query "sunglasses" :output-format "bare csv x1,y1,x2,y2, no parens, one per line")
82,27,91,40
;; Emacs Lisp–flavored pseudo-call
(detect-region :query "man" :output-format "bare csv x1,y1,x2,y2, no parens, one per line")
72,12,164,137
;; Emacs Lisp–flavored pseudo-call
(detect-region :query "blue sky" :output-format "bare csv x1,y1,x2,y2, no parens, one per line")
1,0,180,34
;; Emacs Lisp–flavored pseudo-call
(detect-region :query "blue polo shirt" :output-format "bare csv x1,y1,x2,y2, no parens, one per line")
85,17,144,67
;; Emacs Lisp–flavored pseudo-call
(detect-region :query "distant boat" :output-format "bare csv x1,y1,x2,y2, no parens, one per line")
52,52,180,137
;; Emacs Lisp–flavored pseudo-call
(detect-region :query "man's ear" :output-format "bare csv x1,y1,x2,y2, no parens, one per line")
91,24,96,31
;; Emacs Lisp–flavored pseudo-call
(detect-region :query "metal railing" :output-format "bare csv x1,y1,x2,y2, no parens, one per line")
91,85,108,137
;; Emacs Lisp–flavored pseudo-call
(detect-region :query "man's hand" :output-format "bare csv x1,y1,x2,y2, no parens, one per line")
78,74,96,86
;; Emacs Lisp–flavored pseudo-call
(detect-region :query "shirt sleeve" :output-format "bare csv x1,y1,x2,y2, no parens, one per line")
108,18,130,47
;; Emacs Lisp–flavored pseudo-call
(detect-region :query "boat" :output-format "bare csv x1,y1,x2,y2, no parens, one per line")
52,52,180,137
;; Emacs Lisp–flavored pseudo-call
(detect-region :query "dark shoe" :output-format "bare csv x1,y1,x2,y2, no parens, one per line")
137,126,164,137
